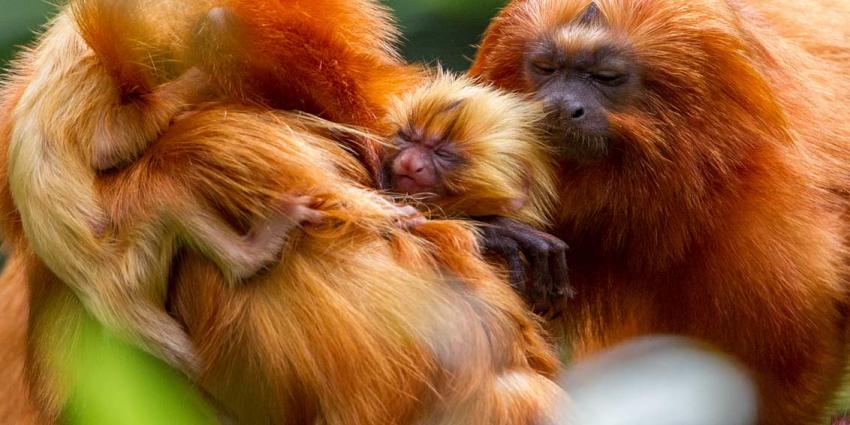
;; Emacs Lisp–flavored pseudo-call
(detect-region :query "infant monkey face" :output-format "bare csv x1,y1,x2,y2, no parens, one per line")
384,101,467,196
387,132,464,195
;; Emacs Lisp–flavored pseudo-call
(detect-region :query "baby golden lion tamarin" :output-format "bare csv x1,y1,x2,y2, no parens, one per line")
5,2,322,374
382,74,570,307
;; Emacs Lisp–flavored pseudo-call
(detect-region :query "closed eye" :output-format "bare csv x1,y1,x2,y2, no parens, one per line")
434,149,454,160
434,148,464,167
532,62,558,75
591,71,627,86
397,129,414,142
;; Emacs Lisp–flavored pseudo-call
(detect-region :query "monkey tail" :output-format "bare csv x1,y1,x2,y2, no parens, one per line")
70,0,177,97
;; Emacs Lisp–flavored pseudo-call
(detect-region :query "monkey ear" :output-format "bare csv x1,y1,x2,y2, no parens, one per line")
575,2,607,27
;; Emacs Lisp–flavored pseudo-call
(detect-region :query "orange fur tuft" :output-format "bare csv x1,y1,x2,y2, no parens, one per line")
70,0,197,95
0,254,42,425
190,0,424,130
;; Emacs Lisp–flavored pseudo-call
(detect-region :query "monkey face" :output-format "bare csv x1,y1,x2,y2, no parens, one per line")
385,126,463,196
474,0,784,171
383,74,554,223
522,3,640,161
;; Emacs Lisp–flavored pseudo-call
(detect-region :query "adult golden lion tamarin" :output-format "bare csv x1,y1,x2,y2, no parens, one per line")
381,73,571,311
471,0,850,423
4,3,330,375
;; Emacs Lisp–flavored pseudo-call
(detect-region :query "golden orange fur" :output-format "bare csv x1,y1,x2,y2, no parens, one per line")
190,0,422,126
472,0,850,423
154,107,566,424
13,105,568,424
4,4,329,375
187,0,426,179
0,254,41,425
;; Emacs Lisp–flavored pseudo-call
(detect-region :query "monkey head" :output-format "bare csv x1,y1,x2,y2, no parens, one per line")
471,0,787,168
382,73,557,227
522,2,641,161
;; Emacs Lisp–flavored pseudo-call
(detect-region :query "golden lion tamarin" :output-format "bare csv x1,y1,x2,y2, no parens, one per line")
381,73,571,310
471,0,850,423
382,73,556,227
4,4,327,374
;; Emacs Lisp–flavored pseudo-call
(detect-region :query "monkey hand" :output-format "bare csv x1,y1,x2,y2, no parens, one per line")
478,216,572,317
279,196,327,226
392,205,427,229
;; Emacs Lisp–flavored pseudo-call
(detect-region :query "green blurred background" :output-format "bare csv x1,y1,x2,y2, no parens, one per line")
0,0,506,69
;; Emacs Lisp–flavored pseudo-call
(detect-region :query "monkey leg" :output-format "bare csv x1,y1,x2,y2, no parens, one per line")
180,194,325,284
91,67,212,171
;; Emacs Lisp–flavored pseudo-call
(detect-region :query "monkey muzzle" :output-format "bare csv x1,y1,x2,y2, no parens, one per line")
381,155,442,196
543,100,612,161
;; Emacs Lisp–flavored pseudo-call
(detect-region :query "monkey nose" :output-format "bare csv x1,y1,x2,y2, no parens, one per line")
544,97,586,123
569,105,586,120
392,150,438,194
562,99,587,121
397,153,425,177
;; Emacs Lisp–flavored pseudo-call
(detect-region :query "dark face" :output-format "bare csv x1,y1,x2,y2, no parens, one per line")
383,128,464,196
523,9,639,161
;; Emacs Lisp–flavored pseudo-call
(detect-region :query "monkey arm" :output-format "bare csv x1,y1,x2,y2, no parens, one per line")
477,216,572,317
179,196,322,284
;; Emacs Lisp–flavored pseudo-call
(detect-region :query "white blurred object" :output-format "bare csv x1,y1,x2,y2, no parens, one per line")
558,336,758,425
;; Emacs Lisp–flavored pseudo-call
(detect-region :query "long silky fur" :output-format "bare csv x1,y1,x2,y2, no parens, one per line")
4,4,212,376
0,254,41,425
38,105,565,424
149,107,564,424
189,0,424,131
181,0,427,180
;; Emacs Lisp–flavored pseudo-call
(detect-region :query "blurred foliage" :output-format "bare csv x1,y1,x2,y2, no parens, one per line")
61,312,219,425
383,0,505,69
0,0,506,70
0,0,57,67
